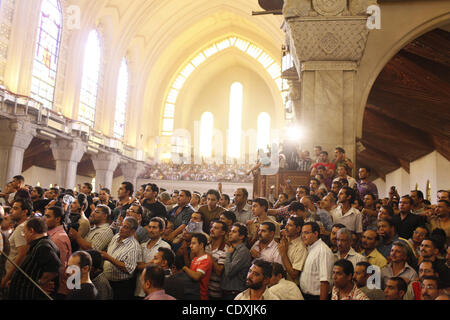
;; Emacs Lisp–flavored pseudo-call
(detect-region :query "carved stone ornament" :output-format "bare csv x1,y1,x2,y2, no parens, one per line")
312,0,346,16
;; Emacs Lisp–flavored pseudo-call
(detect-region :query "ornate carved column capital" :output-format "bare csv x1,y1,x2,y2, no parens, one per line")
0,118,36,149
50,138,86,163
91,152,121,172
283,0,378,75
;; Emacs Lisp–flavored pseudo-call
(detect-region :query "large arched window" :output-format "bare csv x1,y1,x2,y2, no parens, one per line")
227,82,243,159
200,112,214,158
79,30,101,127
30,0,62,109
114,58,129,139
257,112,271,152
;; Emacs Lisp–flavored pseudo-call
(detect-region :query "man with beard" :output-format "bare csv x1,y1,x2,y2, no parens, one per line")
135,217,171,299
418,237,450,282
360,229,387,268
250,222,282,265
234,259,279,300
428,200,450,245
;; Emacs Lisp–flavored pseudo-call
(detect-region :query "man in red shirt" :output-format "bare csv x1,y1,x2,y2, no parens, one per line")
182,233,212,300
310,151,335,177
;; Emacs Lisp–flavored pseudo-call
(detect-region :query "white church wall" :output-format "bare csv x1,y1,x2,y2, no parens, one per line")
385,167,410,198
373,178,386,199
410,151,450,204
22,166,91,190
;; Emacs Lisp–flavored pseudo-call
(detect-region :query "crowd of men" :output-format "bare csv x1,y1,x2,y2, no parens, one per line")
141,162,253,183
0,146,448,300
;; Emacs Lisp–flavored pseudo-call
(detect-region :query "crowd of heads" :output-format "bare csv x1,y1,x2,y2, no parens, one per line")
0,156,448,301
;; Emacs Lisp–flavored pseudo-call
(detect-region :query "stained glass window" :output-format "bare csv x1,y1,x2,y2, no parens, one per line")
200,112,214,158
227,82,243,159
79,30,101,127
114,58,129,139
30,0,62,109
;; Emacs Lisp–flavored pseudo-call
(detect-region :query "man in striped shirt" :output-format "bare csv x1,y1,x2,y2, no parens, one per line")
70,204,114,252
100,216,142,300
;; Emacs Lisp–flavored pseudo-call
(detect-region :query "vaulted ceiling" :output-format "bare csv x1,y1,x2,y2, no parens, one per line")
357,28,450,180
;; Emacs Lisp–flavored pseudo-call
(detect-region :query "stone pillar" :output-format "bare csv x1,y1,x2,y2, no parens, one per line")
0,119,35,186
91,152,120,191
283,0,376,166
120,161,146,192
50,138,86,189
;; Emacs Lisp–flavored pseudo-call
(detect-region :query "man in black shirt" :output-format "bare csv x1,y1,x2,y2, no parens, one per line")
392,196,426,239
66,250,98,300
8,217,61,300
142,183,168,226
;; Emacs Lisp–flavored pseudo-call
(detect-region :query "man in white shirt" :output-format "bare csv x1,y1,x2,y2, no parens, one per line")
250,222,282,265
268,262,303,300
234,259,279,300
135,217,171,298
299,222,334,300
335,228,367,267
333,165,357,188
332,187,363,235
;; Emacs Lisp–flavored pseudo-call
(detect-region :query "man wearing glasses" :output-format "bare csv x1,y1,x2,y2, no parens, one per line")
299,222,334,300
69,204,114,252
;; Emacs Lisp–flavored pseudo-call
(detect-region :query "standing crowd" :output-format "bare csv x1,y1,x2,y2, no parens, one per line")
0,146,448,300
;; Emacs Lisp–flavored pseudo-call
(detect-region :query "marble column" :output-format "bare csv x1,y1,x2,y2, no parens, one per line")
50,138,86,189
282,0,377,168
91,152,120,191
120,161,146,192
0,119,35,187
